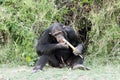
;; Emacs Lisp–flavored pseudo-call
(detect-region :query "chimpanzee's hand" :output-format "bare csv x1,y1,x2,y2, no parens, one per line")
57,42,69,49
73,44,84,56
73,48,81,56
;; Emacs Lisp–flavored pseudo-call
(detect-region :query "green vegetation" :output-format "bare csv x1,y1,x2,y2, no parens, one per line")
0,0,57,65
87,0,120,65
0,0,120,67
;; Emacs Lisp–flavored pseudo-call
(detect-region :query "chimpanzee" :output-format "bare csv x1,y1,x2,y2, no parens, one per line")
33,23,85,72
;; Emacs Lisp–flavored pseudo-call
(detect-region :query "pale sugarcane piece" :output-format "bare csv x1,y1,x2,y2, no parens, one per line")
62,38,83,59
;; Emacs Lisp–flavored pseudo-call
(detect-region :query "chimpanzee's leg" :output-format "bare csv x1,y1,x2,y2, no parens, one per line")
33,54,60,72
33,55,48,71
70,43,87,70
71,56,85,69
47,54,60,67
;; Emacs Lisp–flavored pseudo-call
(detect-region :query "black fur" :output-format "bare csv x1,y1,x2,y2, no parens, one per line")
33,23,84,71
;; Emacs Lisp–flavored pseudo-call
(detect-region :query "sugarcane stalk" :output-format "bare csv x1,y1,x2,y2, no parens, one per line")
62,38,83,59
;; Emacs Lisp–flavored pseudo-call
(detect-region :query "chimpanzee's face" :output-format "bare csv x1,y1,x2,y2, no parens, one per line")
54,32,65,43
49,23,66,43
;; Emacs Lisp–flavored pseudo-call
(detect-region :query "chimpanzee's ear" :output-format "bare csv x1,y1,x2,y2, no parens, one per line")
49,32,54,37
49,32,52,35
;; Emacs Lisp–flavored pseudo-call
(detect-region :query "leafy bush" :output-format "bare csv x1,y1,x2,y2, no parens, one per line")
87,0,120,64
0,0,57,65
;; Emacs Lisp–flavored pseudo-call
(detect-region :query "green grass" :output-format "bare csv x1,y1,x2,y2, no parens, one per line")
0,64,120,80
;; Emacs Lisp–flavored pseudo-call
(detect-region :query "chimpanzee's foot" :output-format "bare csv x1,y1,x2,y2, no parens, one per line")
59,63,67,68
32,66,42,73
72,64,90,70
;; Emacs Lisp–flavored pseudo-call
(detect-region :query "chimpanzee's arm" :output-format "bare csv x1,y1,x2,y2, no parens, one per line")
64,26,85,55
36,30,68,55
64,26,80,46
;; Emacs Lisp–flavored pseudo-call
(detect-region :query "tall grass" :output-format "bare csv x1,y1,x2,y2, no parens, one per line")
86,0,120,65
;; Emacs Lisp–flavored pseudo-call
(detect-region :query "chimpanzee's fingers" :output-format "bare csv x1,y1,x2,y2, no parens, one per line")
73,49,80,55
58,42,69,48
